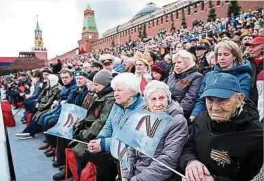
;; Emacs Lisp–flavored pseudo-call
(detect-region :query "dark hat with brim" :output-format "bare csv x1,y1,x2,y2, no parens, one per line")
74,70,89,79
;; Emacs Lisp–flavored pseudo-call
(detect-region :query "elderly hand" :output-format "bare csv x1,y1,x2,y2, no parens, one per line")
88,139,101,153
185,160,210,181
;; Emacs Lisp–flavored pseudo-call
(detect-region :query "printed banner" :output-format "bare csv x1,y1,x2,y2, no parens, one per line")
46,103,87,140
110,138,131,172
115,110,173,158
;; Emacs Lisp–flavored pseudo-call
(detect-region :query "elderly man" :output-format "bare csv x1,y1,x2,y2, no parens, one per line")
245,36,264,104
180,73,263,181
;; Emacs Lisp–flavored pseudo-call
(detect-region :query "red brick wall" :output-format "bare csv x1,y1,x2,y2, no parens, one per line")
49,49,77,63
90,1,263,51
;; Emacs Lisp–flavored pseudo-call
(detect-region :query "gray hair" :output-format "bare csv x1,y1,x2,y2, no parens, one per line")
144,80,172,103
111,73,140,93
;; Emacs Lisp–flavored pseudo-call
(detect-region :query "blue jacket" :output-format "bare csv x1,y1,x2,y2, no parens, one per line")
191,62,252,118
60,78,77,102
98,94,145,152
67,86,89,106
28,82,42,100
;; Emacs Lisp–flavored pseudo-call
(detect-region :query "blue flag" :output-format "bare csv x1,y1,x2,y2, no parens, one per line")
46,104,87,140
114,110,174,158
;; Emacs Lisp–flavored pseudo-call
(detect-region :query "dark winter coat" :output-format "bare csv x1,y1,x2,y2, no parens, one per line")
180,102,263,181
166,66,203,119
33,84,61,122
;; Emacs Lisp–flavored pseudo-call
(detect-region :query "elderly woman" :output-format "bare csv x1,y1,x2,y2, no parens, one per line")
88,72,145,153
191,40,252,120
167,50,203,119
122,80,188,181
180,73,263,181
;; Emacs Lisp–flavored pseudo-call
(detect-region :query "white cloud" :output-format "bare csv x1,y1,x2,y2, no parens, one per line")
0,0,175,59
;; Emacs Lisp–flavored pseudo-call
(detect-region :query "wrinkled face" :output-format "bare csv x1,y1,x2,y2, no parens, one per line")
76,76,87,87
217,48,236,70
174,56,187,73
206,94,244,122
152,71,162,81
60,73,72,86
248,44,263,58
113,83,135,107
103,62,113,71
147,89,168,113
93,82,105,93
135,61,148,74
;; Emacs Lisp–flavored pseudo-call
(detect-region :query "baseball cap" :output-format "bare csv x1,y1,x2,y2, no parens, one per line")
201,73,241,99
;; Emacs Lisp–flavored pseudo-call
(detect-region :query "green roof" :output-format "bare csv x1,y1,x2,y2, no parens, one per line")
83,14,98,32
86,4,92,10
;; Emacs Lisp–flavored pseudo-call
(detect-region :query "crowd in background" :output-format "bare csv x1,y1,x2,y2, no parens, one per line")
0,7,263,181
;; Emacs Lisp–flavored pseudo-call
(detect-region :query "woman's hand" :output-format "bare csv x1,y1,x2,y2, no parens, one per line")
88,139,101,153
185,160,211,181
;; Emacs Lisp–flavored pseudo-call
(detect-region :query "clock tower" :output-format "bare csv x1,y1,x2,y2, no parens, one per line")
33,16,47,65
78,4,99,53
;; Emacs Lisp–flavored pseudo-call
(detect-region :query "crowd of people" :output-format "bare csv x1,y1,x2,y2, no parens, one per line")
0,7,263,181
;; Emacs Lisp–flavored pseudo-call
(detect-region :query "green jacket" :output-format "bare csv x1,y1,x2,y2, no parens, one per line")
33,84,61,122
73,87,115,157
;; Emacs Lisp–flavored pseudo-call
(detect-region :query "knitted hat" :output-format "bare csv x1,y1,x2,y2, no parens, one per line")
93,69,113,86
151,61,170,80
144,80,172,103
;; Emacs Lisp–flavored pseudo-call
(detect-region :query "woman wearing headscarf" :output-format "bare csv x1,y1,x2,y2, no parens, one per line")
121,80,188,181
166,50,203,119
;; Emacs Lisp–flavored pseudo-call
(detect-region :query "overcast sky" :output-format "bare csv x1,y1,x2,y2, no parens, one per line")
0,0,176,59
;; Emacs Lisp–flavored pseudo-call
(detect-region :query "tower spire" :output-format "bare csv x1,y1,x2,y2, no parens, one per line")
36,15,40,31
33,16,46,51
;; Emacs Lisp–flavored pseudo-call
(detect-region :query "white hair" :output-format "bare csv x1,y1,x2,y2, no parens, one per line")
144,80,172,103
173,50,196,72
111,72,140,93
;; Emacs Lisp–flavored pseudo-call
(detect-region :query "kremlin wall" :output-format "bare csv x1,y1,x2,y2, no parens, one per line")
50,0,263,63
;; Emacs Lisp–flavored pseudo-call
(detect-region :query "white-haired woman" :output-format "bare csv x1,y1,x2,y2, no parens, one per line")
121,80,188,181
191,40,252,121
167,50,203,120
88,72,145,153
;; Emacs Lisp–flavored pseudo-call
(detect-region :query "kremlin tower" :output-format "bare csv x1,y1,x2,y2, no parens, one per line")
33,17,48,65
78,4,99,53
